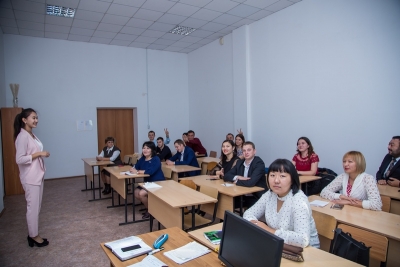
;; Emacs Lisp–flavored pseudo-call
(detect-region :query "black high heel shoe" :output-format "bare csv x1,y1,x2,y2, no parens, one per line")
27,236,49,247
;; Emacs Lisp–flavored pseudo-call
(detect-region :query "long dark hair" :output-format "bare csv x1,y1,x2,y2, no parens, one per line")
14,108,36,139
296,136,315,160
235,134,245,148
267,159,300,195
142,141,157,158
220,140,237,162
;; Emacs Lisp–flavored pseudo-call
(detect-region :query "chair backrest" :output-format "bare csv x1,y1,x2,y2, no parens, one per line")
123,155,132,165
179,179,197,190
199,184,219,199
161,165,172,179
209,151,217,158
198,185,219,218
131,153,139,165
312,210,336,240
380,195,391,212
337,223,388,263
206,162,218,175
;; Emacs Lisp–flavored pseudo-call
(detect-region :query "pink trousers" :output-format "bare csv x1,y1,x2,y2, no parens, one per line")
22,182,44,237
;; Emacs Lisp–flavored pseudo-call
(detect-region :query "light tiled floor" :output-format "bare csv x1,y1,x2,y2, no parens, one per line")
0,177,152,267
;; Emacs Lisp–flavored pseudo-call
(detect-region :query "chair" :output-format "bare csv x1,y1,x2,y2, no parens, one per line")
179,180,198,214
123,155,132,165
380,195,391,213
183,185,219,231
161,165,172,180
206,161,218,175
336,224,388,267
312,210,337,251
209,151,217,158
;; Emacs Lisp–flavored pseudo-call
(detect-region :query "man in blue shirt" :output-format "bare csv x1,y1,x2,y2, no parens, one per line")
166,139,200,177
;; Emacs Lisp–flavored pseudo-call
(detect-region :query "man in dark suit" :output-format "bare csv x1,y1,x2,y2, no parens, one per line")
377,136,400,187
166,139,200,177
224,141,267,206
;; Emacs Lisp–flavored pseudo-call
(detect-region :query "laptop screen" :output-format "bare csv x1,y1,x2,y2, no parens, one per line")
218,211,284,267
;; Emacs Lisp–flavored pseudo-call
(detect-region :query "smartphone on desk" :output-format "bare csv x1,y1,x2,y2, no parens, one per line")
331,204,344,210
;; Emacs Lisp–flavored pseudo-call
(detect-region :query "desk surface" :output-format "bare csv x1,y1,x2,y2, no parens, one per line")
196,157,220,164
180,175,264,197
82,157,112,166
309,195,400,241
188,223,362,267
378,184,400,200
161,162,201,173
141,180,217,208
100,227,221,267
104,165,149,180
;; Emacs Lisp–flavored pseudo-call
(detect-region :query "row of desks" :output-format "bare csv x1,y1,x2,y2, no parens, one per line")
101,225,363,267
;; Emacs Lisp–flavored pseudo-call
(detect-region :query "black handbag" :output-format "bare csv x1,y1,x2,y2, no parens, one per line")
331,228,370,266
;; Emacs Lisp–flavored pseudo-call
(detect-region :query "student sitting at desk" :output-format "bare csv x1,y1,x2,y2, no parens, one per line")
320,151,382,211
131,141,164,219
96,137,122,195
243,159,320,248
235,134,245,159
148,129,170,145
166,139,200,177
184,130,207,156
224,141,267,207
211,140,240,178
156,137,172,161
376,136,400,187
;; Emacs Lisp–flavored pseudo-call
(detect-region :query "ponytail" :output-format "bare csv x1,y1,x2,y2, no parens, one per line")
13,108,36,139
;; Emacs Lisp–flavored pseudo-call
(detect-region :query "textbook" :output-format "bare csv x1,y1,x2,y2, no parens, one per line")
104,236,152,261
204,230,223,245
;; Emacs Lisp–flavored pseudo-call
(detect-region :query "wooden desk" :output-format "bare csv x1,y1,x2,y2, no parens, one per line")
378,184,400,214
82,158,112,201
104,166,149,226
188,223,362,267
309,195,400,266
100,227,221,267
142,180,217,231
180,175,264,219
161,162,201,182
196,157,220,175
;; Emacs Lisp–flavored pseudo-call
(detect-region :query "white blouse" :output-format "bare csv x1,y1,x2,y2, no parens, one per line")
320,172,382,211
243,190,320,248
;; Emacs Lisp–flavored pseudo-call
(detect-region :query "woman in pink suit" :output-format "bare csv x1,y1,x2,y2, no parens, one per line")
14,108,50,247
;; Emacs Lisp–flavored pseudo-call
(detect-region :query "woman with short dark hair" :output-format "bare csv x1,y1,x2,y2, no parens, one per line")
243,159,319,248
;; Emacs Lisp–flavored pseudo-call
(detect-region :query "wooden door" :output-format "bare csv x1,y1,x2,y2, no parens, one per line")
1,107,24,195
97,109,134,158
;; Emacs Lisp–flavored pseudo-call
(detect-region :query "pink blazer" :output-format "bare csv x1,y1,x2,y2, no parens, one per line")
15,128,46,185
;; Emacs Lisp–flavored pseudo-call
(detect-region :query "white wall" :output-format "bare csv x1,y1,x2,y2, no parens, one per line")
189,0,400,175
188,34,234,155
3,35,188,179
0,29,6,212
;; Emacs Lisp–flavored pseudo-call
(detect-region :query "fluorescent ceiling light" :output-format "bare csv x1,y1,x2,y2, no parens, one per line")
169,25,196,36
46,5,75,18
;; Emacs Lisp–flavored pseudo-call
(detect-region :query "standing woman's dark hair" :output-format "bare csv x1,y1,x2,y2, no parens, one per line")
296,137,314,160
14,108,37,139
267,159,301,194
142,141,157,157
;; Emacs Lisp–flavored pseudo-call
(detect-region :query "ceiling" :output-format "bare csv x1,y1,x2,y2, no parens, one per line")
0,0,301,53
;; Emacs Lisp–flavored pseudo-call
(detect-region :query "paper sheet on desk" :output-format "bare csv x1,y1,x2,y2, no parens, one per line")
142,182,162,189
222,183,234,187
128,255,167,267
309,200,330,207
120,171,137,176
164,241,210,264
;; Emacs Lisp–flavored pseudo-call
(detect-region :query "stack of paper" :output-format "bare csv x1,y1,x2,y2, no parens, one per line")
143,182,162,189
128,255,167,267
164,241,210,264
309,200,330,207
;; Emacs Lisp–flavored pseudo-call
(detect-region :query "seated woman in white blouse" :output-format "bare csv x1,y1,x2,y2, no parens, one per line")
243,159,320,248
320,151,382,211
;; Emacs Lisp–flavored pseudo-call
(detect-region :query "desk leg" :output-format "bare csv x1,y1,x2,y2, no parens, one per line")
118,179,148,226
82,164,103,192
89,166,111,202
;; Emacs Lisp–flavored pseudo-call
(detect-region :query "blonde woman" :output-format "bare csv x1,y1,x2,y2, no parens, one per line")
320,151,382,211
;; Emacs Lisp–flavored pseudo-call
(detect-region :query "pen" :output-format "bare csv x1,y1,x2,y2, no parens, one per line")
148,247,164,255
